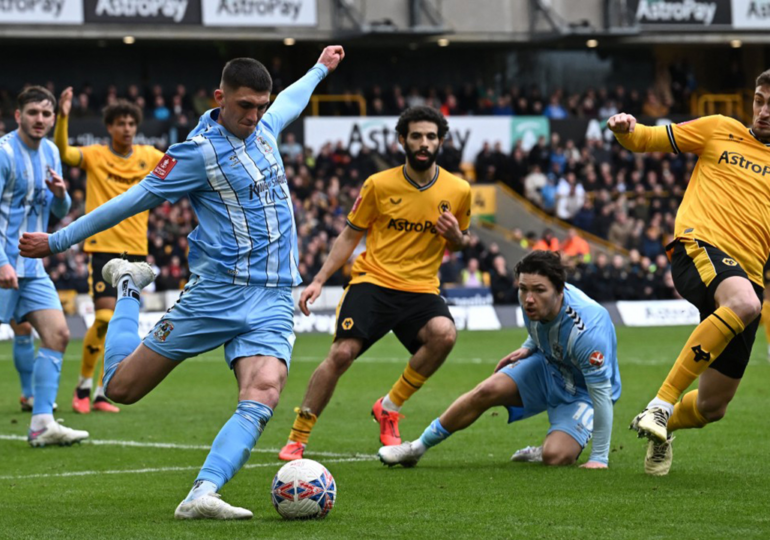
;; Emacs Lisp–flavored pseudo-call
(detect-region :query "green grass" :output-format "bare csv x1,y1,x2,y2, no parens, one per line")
1,328,769,539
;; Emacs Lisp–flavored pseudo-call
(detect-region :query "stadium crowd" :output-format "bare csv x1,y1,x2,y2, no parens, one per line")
0,73,695,305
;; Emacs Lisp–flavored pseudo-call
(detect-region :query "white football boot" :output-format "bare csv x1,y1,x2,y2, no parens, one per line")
28,420,89,447
645,435,674,476
510,445,543,463
630,407,670,444
102,258,156,289
174,493,253,520
378,441,423,468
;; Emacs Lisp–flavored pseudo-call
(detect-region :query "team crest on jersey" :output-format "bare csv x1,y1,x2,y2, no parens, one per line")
589,351,605,367
256,135,273,154
153,154,177,180
438,200,451,213
139,160,147,169
229,154,241,168
342,318,354,330
154,321,174,343
722,258,737,267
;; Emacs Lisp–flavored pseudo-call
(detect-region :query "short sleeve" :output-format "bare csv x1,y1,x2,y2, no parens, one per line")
572,318,615,386
140,141,207,204
346,178,379,231
457,186,471,232
79,145,98,169
669,115,722,156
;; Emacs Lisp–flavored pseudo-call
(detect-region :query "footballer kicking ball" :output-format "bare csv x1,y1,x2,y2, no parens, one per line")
271,459,336,519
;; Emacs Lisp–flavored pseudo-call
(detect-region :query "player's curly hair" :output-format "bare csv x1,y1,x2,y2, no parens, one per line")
103,100,143,126
395,106,449,139
221,58,272,93
756,69,770,88
514,250,566,293
17,86,56,111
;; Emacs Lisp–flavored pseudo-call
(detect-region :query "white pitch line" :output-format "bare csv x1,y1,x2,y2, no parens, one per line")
0,456,375,481
0,435,372,459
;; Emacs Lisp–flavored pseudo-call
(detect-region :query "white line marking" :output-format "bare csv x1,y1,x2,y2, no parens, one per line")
0,435,371,458
0,456,375,481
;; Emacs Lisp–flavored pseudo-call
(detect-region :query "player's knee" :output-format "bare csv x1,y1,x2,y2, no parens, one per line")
239,376,283,408
542,448,577,466
469,380,504,407
43,326,69,352
724,294,762,325
328,345,358,373
105,381,136,405
697,395,730,423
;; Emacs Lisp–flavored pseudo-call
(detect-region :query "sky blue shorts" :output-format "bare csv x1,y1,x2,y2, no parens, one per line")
500,352,594,448
0,276,62,324
143,275,295,369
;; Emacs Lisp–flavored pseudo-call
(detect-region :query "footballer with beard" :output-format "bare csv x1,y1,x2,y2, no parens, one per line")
279,106,472,460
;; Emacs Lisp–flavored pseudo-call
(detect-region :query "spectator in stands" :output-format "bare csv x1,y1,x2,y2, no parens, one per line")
153,96,171,121
641,225,665,259
440,251,462,285
490,255,517,305
554,172,585,222
438,137,462,173
607,211,635,249
461,258,484,287
544,94,568,119
533,229,560,252
642,89,669,118
524,164,547,206
280,132,304,161
561,228,590,262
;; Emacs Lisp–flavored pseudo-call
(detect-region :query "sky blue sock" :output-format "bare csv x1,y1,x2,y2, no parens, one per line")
419,418,452,449
195,400,274,490
31,348,63,416
13,335,34,398
103,295,141,392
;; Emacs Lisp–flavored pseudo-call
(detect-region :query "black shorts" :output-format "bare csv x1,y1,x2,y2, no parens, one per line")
89,252,147,300
668,239,762,379
334,282,454,357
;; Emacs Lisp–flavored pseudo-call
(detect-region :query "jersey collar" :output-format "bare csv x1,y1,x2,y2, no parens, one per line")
748,128,770,147
108,142,133,159
402,164,440,191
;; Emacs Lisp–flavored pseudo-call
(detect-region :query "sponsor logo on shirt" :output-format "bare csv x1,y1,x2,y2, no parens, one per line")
386,218,438,234
717,150,770,176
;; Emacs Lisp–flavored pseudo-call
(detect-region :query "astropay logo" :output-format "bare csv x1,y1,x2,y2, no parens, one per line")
0,0,83,23
95,0,188,21
636,0,719,25
732,0,770,28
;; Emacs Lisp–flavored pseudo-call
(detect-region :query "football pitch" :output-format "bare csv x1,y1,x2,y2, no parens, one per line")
1,327,769,540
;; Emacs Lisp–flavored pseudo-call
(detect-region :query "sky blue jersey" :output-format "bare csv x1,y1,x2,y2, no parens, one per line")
138,64,328,287
0,130,70,278
522,284,622,401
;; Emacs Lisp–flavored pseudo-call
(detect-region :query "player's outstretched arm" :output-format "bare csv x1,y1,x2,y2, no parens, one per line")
20,184,164,258
608,112,676,154
299,225,364,316
262,46,345,136
53,87,83,167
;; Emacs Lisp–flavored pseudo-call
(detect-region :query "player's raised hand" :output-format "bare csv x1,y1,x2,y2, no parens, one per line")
607,113,637,134
436,211,462,244
0,263,18,290
59,87,74,117
580,461,608,469
45,168,67,199
19,232,52,259
299,280,323,316
317,46,345,73
494,347,531,372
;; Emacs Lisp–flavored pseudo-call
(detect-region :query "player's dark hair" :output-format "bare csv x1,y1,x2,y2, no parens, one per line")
395,106,449,139
103,99,143,126
756,69,770,88
17,86,56,111
514,250,566,293
221,58,272,93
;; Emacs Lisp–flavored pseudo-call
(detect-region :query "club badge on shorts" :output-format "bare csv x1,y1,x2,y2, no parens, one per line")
154,320,174,343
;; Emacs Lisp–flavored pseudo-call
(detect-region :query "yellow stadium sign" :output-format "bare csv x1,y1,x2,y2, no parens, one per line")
471,185,497,222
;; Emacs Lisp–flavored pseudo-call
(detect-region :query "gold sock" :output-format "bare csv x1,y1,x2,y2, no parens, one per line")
657,306,744,404
668,390,709,431
388,364,429,408
289,407,318,445
762,300,770,344
80,309,112,380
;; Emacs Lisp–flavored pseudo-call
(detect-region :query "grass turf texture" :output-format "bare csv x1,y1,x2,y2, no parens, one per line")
1,327,769,540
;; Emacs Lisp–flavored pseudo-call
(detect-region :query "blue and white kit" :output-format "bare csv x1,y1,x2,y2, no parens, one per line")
501,284,621,464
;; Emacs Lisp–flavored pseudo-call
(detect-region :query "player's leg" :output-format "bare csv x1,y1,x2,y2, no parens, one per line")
379,363,529,468
25,305,88,447
10,319,35,411
178,287,294,520
176,354,287,520
75,297,114,413
541,431,583,466
375,295,456,446
282,283,389,459
383,314,456,413
762,285,770,361
280,337,363,460
633,241,758,443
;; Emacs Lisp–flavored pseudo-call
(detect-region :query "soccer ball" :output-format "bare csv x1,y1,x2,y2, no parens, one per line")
271,459,336,520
